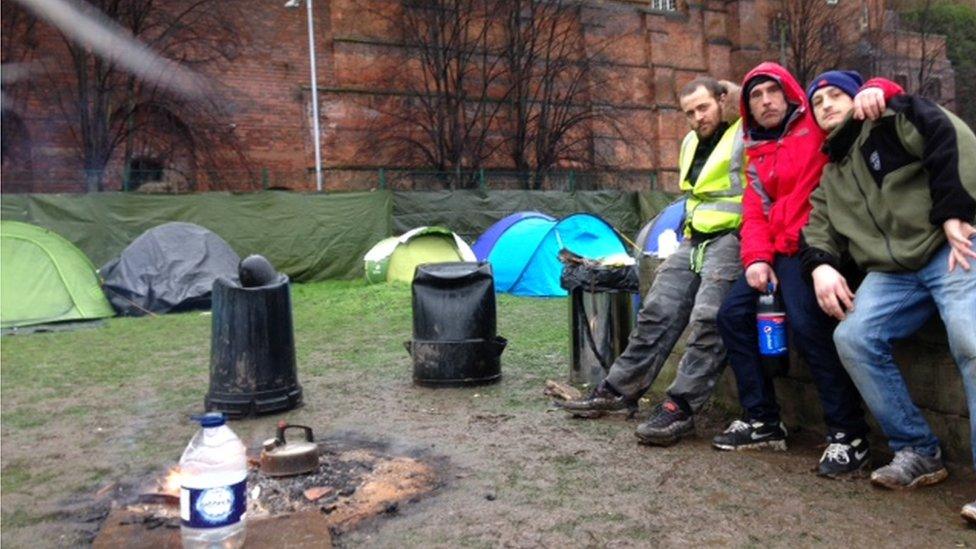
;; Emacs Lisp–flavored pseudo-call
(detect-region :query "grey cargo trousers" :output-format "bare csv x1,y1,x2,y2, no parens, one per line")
604,232,741,412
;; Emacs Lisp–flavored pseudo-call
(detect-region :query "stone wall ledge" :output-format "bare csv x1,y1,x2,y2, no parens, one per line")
651,317,972,465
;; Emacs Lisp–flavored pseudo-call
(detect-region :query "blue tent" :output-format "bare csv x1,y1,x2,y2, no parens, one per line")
477,212,629,297
635,197,686,255
472,211,555,261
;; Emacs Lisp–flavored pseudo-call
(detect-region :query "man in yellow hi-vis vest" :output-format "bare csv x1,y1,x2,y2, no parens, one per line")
558,77,746,446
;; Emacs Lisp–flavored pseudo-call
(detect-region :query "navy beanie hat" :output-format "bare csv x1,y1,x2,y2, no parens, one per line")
806,70,864,102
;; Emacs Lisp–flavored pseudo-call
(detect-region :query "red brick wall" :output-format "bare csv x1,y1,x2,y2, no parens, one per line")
0,0,954,194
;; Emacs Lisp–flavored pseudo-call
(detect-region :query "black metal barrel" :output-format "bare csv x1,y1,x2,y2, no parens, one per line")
560,262,637,387
206,274,302,416
569,290,633,386
406,262,506,386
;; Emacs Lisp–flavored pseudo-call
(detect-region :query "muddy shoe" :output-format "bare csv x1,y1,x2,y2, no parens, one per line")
870,448,948,490
634,399,694,446
711,419,787,451
554,381,636,418
817,432,871,479
962,501,976,525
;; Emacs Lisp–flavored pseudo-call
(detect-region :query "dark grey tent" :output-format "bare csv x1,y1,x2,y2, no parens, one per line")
100,222,240,316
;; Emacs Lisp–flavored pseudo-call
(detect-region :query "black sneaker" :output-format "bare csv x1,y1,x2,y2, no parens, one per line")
634,399,694,446
817,432,871,479
554,381,637,418
711,419,787,451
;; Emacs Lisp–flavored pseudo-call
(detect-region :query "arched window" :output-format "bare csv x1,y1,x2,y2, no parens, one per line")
117,104,197,192
126,157,165,190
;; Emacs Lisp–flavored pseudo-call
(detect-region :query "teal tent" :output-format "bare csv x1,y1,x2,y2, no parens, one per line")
477,213,629,296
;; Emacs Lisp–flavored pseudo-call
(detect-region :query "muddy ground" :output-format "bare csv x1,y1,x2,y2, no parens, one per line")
2,283,974,547
9,383,976,547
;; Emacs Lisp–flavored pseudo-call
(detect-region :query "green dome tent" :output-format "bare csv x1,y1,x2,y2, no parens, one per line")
364,226,476,284
1,221,114,329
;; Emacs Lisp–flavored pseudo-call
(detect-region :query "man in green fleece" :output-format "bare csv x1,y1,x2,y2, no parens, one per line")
800,71,976,525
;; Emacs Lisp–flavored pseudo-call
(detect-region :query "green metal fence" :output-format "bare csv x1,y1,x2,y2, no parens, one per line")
2,168,662,194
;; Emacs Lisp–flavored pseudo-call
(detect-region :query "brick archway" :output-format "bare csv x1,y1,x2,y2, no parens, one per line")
118,104,198,192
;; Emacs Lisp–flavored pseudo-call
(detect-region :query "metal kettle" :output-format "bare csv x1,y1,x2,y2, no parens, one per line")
259,422,319,477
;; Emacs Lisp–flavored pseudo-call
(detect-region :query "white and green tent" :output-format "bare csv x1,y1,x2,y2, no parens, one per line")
364,226,476,284
1,221,114,329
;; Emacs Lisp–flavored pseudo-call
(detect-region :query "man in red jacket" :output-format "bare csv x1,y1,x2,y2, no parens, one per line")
711,62,901,479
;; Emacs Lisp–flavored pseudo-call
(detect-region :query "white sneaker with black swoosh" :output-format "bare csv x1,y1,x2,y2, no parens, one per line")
817,432,871,479
711,419,787,451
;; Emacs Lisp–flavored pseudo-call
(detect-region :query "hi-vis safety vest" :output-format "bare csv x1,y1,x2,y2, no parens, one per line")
677,119,746,236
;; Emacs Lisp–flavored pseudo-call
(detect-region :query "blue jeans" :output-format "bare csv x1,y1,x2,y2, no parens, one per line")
717,255,869,436
833,241,976,469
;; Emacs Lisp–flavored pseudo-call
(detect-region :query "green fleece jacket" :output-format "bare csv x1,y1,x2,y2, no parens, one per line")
801,95,976,273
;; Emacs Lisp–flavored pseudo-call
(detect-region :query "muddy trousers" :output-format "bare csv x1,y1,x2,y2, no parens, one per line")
717,255,869,437
604,233,741,412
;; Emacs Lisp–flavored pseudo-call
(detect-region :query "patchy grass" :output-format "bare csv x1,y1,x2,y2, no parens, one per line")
3,279,970,547
0,280,568,545
1,508,50,530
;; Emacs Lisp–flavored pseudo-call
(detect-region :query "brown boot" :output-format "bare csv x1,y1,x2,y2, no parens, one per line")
554,381,637,418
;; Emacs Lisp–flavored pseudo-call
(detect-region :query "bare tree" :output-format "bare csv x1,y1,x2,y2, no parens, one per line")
382,0,509,189
33,0,249,192
362,0,643,190
2,3,40,115
894,0,949,99
772,0,852,87
893,0,976,125
852,0,951,103
1,3,39,188
1,3,38,68
500,0,635,189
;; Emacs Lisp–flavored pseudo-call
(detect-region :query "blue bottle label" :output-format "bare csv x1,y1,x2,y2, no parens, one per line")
757,313,787,356
180,479,247,529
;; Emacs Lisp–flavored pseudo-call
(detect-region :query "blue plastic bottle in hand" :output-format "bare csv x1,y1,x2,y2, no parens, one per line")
179,412,247,548
757,283,789,376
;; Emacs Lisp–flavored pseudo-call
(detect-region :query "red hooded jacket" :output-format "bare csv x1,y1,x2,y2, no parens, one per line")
738,63,901,267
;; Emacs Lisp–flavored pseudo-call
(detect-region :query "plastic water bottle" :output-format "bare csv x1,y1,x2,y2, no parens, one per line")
179,413,247,549
656,229,680,259
756,283,789,377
